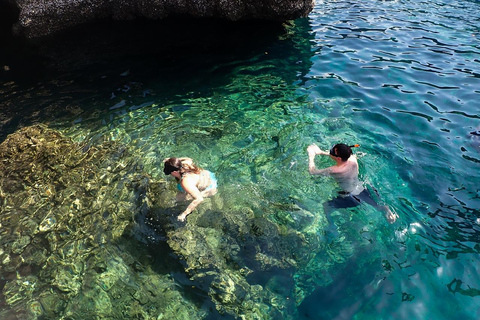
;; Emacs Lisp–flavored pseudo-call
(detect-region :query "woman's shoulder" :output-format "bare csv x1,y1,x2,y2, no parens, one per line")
181,172,200,182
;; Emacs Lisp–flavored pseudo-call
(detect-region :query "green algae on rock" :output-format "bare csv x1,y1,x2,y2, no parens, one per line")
0,125,366,319
0,125,205,319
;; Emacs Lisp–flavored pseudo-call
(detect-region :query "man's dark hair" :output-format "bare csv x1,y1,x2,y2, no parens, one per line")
330,144,353,161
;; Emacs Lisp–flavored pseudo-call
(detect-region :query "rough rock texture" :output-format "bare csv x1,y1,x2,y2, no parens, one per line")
0,125,374,318
0,125,312,319
0,125,207,319
9,0,314,38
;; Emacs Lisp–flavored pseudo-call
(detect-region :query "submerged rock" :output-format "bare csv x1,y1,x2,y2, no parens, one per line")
145,185,314,318
8,0,314,38
0,125,205,319
0,125,362,319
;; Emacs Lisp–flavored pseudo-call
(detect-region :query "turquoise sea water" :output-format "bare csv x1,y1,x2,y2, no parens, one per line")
1,0,480,319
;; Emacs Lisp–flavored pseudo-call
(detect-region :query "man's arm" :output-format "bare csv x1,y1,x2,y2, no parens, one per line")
307,144,333,175
307,144,329,156
309,155,333,175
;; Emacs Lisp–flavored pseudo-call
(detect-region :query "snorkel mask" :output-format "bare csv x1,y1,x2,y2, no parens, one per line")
163,163,178,175
329,144,360,157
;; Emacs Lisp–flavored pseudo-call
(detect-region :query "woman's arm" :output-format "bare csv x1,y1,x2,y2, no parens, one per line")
178,175,204,221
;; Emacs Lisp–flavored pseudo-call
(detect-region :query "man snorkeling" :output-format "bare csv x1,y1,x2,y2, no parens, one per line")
307,143,398,224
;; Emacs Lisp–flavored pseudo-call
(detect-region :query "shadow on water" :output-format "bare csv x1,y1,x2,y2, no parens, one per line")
0,11,319,318
298,252,382,320
0,15,314,141
0,1,19,39
0,15,301,83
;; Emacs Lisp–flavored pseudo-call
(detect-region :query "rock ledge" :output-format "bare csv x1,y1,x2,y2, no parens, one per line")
8,0,314,38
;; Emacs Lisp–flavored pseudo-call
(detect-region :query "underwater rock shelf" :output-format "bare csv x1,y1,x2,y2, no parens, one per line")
6,0,314,38
0,125,205,319
0,125,369,319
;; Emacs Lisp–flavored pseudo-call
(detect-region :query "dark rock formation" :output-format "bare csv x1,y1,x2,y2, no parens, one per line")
6,0,314,38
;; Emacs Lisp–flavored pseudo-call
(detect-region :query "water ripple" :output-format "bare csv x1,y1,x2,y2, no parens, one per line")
308,1,480,317
1,0,480,319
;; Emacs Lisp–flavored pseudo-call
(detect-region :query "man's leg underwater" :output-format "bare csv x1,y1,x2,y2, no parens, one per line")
357,188,398,223
323,195,360,240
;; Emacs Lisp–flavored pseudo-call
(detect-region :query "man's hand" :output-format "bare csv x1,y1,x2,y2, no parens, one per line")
307,144,333,176
307,144,324,156
385,207,399,224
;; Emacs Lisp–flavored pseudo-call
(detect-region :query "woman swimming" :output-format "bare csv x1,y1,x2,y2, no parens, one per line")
163,157,217,221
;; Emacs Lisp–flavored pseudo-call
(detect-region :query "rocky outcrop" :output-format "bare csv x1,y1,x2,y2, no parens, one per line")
0,125,208,319
0,117,356,319
0,125,311,319
7,0,314,38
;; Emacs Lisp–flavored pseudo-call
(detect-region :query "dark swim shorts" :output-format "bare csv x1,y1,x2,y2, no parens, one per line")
326,188,379,209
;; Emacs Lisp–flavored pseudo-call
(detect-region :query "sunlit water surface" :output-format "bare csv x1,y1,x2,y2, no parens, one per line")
1,0,480,319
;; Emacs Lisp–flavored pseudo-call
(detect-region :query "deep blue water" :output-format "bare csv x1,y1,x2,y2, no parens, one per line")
1,0,480,319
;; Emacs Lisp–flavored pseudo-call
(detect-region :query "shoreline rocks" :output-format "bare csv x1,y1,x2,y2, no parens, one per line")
5,0,314,38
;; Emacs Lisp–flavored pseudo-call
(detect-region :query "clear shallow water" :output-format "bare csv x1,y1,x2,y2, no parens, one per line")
1,0,480,319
